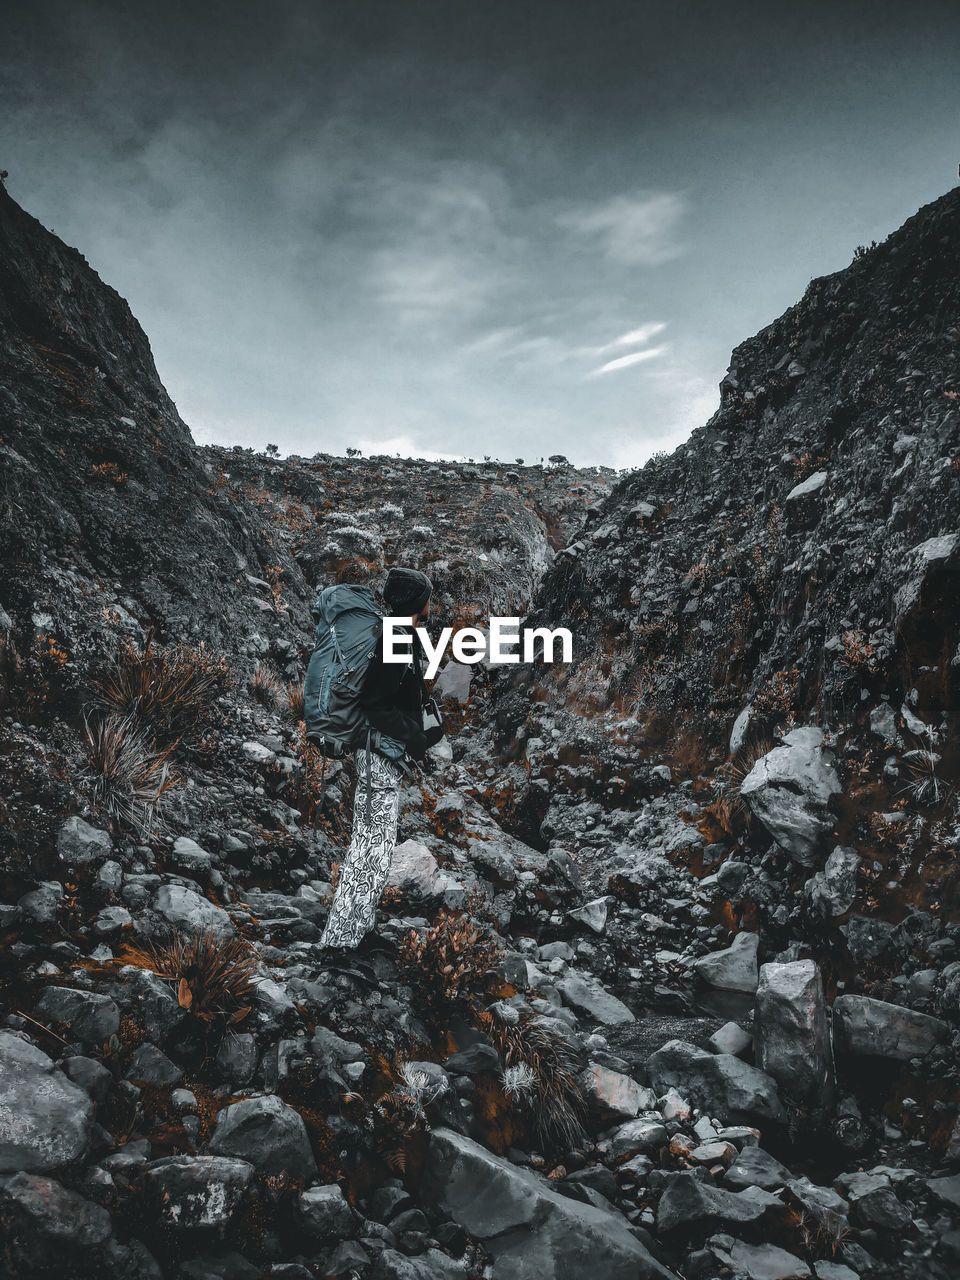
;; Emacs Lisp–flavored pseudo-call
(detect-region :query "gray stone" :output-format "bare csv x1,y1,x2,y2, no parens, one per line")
0,1033,96,1172
142,1156,255,1229
868,703,897,744
385,840,465,905
368,1247,467,1280
18,881,63,925
852,1185,910,1231
806,846,860,917
208,1094,317,1179
94,905,133,935
171,837,214,874
558,971,635,1026
832,995,950,1060
740,727,840,864
153,885,234,939
755,960,834,1106
723,1146,793,1191
216,1033,258,1086
296,1183,358,1239
419,1127,675,1279
114,968,186,1043
926,1172,960,1209
569,898,609,934
657,1171,780,1234
712,1239,811,1279
35,986,120,1044
57,816,112,865
607,1117,670,1160
694,932,759,993
843,916,894,965
126,1043,183,1087
708,1022,752,1056
581,1063,653,1120
646,1040,784,1123
62,1056,113,1107
0,1172,112,1269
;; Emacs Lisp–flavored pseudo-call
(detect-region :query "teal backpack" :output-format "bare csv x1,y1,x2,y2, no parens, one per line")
303,584,407,817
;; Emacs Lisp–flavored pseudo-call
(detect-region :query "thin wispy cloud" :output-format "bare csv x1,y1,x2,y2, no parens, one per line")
558,192,686,266
593,346,669,375
599,322,668,353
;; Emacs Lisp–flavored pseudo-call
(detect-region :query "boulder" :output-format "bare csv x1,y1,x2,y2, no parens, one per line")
843,915,894,965
369,1247,468,1280
126,1043,184,1087
113,968,187,1044
607,1117,670,1160
0,1172,112,1271
711,1239,811,1279
739,727,840,864
0,1033,96,1172
35,986,120,1045
385,841,465,905
754,960,834,1106
832,995,950,1060
657,1171,780,1235
646,1040,784,1123
693,932,759,993
419,1127,676,1279
295,1183,358,1239
141,1156,255,1229
805,846,860,917
153,885,235,939
708,1022,752,1056
569,898,609,934
208,1094,317,1179
57,816,112,865
581,1064,653,1120
558,972,635,1026
723,1146,793,1191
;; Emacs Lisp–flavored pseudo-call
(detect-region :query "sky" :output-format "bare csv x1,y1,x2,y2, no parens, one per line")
2,1,958,468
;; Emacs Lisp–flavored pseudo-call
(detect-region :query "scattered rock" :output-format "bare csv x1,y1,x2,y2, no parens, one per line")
0,1033,96,1172
739,727,841,865
754,960,834,1106
142,1156,255,1230
208,1095,317,1179
295,1183,358,1239
34,986,120,1045
57,817,112,866
558,971,635,1026
694,932,759,993
647,1040,784,1123
153,886,235,939
832,995,950,1060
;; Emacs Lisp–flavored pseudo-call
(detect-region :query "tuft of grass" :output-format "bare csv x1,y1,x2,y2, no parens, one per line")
117,927,256,1030
82,711,180,832
252,664,280,707
284,680,305,721
92,635,231,748
491,1013,588,1151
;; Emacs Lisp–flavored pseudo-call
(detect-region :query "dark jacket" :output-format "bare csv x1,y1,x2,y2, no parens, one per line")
358,622,428,760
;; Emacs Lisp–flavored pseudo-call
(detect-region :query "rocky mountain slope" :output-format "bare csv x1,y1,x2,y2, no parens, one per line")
1,177,959,1280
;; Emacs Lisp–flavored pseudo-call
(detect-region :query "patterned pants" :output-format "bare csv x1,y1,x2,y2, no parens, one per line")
319,748,404,950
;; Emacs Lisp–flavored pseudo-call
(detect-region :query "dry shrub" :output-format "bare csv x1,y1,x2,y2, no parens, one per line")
93,635,231,747
117,927,256,1030
490,1013,587,1151
252,664,280,707
284,680,305,721
397,910,504,1020
82,711,180,831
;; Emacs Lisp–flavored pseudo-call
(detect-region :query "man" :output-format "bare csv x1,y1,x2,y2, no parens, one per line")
319,566,443,952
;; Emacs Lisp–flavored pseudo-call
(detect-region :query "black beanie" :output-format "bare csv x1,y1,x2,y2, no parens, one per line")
382,566,433,614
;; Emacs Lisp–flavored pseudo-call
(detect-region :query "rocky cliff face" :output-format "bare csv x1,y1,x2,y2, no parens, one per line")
1,181,959,1280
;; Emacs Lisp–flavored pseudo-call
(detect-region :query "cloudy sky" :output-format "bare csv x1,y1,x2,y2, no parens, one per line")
2,2,958,467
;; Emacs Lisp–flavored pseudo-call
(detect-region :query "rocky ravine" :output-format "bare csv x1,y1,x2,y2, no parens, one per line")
0,176,959,1280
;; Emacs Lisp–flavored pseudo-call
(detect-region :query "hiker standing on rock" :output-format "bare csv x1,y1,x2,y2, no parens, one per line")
307,566,443,953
